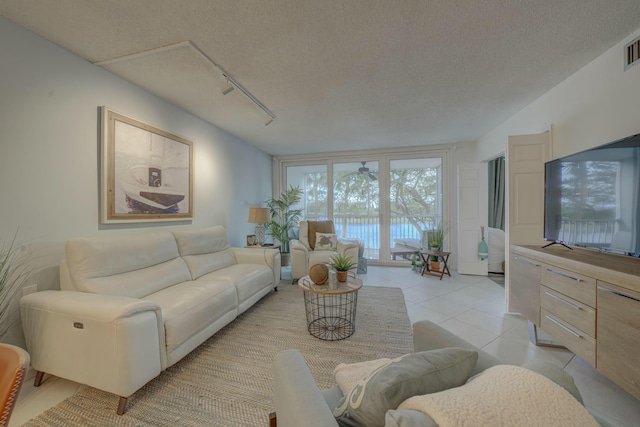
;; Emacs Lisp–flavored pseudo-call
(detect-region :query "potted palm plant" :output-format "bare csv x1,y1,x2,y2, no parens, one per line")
328,254,357,282
265,186,303,266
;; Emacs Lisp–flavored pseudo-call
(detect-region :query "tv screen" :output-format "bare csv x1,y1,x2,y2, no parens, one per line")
544,134,640,257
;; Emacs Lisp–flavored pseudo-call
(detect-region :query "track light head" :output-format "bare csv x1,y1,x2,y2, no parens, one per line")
221,79,234,96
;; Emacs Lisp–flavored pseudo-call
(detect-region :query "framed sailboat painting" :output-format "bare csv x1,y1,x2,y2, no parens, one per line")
100,107,194,223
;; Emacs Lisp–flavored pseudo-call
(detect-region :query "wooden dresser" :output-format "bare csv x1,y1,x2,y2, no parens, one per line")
510,244,640,400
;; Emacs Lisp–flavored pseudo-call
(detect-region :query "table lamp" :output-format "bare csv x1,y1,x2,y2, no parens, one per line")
248,207,270,245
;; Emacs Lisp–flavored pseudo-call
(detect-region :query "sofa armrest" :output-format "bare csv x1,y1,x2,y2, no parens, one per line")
413,320,502,376
290,239,309,280
232,247,281,285
20,290,165,397
273,349,339,427
337,239,359,272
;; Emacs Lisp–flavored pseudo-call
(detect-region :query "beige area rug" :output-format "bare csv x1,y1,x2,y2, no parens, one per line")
25,284,412,426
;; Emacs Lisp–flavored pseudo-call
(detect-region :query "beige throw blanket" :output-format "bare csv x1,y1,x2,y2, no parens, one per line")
398,365,599,427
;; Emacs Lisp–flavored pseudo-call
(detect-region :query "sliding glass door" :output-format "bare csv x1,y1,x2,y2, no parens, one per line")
388,157,443,261
282,151,446,265
333,161,380,260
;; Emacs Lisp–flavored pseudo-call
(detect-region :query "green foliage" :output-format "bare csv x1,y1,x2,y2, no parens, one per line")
328,254,357,272
266,186,303,253
0,231,31,340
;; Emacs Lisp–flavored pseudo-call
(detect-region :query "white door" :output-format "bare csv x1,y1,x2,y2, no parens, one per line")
506,132,550,309
457,163,488,275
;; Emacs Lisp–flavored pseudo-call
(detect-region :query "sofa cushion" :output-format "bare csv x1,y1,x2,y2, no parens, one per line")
143,279,237,357
309,250,341,269
199,264,273,312
333,348,478,427
173,226,238,279
308,221,335,250
64,232,192,297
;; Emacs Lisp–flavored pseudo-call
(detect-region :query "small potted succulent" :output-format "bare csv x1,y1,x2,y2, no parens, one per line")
328,254,357,282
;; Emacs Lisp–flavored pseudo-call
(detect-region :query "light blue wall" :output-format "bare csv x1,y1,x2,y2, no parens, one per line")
0,17,272,247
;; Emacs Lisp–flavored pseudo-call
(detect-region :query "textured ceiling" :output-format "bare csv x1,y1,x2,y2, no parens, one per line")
2,1,640,155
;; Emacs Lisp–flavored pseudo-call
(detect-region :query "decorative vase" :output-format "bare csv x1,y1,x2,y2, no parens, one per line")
337,270,347,282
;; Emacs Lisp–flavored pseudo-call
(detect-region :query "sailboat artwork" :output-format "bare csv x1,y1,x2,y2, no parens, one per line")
101,108,193,223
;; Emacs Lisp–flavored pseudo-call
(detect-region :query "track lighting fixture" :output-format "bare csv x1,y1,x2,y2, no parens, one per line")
93,41,277,125
221,79,234,95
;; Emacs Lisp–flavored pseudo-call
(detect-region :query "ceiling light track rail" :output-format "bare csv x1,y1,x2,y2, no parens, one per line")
93,40,276,124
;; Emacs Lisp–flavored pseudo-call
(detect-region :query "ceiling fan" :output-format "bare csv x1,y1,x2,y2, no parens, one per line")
356,161,377,180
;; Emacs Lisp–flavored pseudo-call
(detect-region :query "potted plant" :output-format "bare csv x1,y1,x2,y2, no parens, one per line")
425,221,451,270
356,240,367,274
328,254,357,282
265,186,303,266
0,231,31,342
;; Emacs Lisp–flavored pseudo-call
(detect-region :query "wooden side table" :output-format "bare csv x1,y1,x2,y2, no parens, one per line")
419,250,451,280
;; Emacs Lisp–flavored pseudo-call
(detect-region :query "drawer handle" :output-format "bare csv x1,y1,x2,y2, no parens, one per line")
598,286,640,303
545,315,582,338
514,256,540,267
544,291,581,310
545,268,581,282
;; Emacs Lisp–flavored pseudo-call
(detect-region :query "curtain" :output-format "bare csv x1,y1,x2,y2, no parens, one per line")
488,156,505,230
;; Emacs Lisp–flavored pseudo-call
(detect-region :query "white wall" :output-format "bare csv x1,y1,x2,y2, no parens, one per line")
0,17,272,247
476,27,640,161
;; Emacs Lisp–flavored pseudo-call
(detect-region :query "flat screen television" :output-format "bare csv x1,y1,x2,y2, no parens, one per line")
544,133,640,257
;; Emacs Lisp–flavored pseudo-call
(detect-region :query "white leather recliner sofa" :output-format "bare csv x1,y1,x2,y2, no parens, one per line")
19,226,280,414
289,220,358,281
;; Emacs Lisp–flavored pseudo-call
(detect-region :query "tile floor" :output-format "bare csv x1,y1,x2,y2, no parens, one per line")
10,266,640,426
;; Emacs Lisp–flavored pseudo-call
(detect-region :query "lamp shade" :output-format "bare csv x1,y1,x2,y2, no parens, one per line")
248,207,269,224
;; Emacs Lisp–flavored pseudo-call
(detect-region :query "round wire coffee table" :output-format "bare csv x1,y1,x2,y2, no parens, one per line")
298,275,363,341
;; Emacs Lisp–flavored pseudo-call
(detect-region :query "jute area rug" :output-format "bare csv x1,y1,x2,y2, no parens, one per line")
25,284,412,426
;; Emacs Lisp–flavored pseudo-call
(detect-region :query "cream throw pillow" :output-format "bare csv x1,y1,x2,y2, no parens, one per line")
315,233,338,251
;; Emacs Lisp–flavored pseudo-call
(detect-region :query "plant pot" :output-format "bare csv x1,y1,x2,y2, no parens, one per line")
337,270,347,282
430,261,441,271
280,252,291,267
357,257,367,274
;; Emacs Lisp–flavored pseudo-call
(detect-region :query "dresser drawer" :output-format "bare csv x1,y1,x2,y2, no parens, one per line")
597,282,640,400
540,286,595,337
540,309,596,367
540,264,595,307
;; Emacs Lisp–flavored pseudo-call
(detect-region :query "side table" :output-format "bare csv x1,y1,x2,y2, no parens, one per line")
419,250,451,280
297,275,363,341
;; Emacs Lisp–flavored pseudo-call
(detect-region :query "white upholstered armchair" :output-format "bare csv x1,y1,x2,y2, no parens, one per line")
290,220,359,281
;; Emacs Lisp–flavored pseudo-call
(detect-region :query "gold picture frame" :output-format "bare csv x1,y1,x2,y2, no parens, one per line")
101,107,194,223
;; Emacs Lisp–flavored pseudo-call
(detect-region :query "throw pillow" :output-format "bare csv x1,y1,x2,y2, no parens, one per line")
315,233,338,251
333,348,478,427
308,220,335,250
520,359,584,404
398,365,600,427
385,409,438,427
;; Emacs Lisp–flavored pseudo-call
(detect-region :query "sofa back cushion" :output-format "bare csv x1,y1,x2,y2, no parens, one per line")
64,232,192,298
172,226,237,279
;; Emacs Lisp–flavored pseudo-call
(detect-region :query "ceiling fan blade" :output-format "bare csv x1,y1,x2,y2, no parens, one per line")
368,173,377,180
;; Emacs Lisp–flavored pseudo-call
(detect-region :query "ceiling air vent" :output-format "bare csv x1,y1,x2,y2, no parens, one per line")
624,36,640,71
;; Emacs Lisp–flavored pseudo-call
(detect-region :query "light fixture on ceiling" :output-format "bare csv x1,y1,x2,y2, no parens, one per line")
221,78,234,95
93,41,276,125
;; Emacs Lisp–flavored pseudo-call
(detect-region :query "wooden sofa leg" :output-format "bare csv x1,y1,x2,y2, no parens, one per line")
117,396,128,415
269,412,277,427
34,371,45,387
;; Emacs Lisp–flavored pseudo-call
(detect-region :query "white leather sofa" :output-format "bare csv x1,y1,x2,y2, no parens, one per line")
19,226,280,414
289,220,358,281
